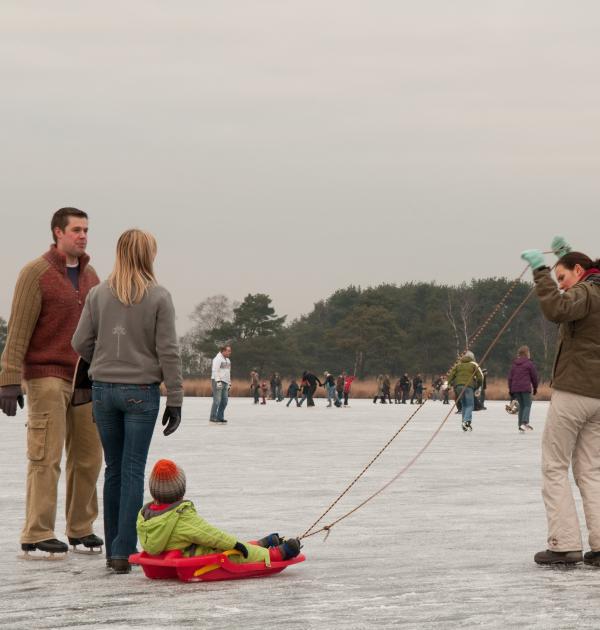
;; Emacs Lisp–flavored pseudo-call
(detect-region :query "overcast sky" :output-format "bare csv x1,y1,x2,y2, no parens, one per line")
1,1,599,333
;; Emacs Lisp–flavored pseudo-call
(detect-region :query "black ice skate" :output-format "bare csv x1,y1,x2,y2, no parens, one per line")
462,420,472,432
20,538,68,560
69,534,104,554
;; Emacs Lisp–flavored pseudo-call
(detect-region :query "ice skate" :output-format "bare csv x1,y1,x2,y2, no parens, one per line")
519,425,526,432
19,538,68,560
69,534,104,554
462,420,472,432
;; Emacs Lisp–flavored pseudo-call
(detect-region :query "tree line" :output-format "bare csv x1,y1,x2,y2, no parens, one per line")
180,279,557,381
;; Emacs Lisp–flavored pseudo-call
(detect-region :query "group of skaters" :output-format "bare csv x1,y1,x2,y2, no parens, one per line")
1,212,600,571
250,369,355,407
372,373,463,405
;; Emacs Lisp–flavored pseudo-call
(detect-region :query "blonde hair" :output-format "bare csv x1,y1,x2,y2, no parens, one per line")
108,229,157,305
517,345,530,358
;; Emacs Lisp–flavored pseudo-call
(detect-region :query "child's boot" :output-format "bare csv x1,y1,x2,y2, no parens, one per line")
256,533,282,548
276,537,301,560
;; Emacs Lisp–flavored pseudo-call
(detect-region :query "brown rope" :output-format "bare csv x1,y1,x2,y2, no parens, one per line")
300,264,538,541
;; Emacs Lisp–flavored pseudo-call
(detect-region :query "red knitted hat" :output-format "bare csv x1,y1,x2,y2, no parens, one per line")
149,459,186,503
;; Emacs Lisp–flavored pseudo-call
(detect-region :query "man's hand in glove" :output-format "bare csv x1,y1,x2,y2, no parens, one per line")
0,385,24,416
234,542,249,558
161,406,181,436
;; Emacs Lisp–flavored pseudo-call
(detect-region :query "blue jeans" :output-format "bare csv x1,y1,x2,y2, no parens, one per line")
515,392,532,425
210,380,229,420
92,382,160,560
456,385,474,422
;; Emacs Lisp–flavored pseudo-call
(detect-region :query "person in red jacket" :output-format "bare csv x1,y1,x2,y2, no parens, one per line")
343,374,355,407
0,208,103,557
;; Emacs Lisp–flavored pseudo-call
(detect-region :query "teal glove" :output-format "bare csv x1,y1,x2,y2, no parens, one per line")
551,236,572,258
521,249,546,271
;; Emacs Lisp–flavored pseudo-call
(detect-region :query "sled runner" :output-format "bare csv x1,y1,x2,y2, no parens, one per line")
129,548,305,582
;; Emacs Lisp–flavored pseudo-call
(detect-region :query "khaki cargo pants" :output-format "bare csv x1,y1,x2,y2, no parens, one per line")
542,389,600,552
22,377,102,544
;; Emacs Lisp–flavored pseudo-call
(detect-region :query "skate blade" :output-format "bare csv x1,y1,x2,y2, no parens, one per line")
71,547,102,555
18,551,67,561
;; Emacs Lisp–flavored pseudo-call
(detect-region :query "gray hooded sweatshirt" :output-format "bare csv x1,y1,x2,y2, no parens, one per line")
72,280,183,406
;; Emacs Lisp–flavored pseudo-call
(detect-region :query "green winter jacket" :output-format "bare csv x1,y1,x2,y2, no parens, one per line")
534,268,600,399
136,500,271,566
447,356,484,389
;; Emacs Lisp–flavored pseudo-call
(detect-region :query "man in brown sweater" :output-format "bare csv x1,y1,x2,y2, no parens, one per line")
0,208,103,556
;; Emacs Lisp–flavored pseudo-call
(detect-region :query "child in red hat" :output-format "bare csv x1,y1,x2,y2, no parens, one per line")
137,460,301,565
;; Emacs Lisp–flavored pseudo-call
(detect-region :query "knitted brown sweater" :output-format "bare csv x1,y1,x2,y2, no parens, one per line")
0,246,99,386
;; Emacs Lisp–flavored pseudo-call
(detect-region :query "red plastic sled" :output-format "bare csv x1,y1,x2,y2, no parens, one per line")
129,548,305,582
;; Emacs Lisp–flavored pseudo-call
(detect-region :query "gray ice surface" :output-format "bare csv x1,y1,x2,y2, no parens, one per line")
0,399,597,629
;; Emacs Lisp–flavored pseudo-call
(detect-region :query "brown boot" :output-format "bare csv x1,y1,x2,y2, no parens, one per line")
534,549,582,565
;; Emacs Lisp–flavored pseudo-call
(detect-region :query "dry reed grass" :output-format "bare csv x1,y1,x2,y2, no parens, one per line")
180,377,551,400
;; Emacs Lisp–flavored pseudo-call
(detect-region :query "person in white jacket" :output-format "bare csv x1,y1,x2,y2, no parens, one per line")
210,345,232,423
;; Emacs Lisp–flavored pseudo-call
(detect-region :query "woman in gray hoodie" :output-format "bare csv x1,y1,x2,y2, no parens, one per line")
72,229,182,574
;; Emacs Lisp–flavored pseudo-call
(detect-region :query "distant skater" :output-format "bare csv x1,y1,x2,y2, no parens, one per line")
302,371,322,407
400,374,410,404
410,374,423,404
286,379,300,407
250,369,260,404
448,352,483,432
210,345,231,423
394,379,402,404
343,374,355,406
508,346,538,432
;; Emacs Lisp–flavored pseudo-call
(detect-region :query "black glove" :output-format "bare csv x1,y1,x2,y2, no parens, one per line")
71,357,93,406
161,406,181,436
234,542,248,558
0,385,24,416
533,388,538,396
509,392,514,400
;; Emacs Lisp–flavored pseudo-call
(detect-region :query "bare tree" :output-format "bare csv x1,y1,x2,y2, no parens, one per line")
458,287,476,349
445,291,461,357
189,295,235,337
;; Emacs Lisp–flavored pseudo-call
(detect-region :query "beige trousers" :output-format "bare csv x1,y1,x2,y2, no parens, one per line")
22,377,102,544
542,389,600,551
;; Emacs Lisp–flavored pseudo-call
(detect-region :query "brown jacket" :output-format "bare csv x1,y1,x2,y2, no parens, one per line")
0,246,99,386
534,268,600,399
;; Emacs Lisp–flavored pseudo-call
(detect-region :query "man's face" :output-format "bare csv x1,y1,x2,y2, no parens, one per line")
55,217,88,258
222,347,232,358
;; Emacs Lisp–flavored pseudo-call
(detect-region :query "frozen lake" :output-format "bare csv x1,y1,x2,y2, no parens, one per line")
1,398,597,629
